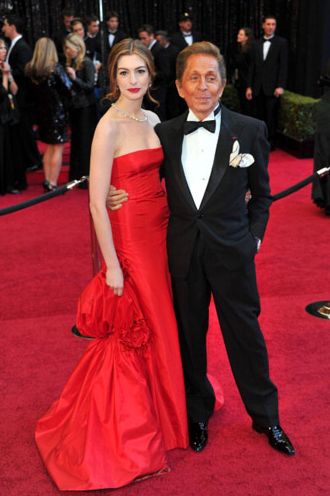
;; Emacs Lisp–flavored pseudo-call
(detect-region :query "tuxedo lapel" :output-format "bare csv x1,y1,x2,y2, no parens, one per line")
170,112,197,210
199,107,242,210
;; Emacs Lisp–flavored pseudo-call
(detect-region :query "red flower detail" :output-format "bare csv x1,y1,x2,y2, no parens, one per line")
119,318,151,351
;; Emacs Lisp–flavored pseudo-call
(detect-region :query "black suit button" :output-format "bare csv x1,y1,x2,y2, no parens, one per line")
198,213,204,219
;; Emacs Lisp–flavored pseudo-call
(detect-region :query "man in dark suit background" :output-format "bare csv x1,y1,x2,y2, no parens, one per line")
54,7,75,64
170,12,202,52
109,41,295,458
246,15,288,149
2,14,41,180
155,30,182,118
138,24,170,120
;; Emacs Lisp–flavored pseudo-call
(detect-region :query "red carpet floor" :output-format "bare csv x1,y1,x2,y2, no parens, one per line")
1,150,329,495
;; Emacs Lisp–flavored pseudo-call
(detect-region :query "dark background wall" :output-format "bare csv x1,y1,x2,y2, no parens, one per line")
1,0,329,97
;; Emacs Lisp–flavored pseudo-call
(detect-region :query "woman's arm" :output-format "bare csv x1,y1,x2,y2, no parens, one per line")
89,117,124,295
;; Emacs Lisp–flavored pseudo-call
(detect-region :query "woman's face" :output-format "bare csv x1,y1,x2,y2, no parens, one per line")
0,43,7,62
65,44,79,60
237,29,248,44
116,54,151,101
72,22,85,39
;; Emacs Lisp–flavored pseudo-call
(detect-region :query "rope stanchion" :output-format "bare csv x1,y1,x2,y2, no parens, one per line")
272,166,330,201
0,176,88,216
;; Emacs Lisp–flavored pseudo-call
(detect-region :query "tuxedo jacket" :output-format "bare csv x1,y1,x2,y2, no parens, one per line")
155,106,272,277
105,30,127,57
248,35,288,96
170,30,202,52
8,38,32,108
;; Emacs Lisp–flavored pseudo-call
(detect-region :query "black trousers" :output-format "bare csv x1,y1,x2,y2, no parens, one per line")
254,90,279,145
171,234,279,427
69,105,97,180
18,109,42,171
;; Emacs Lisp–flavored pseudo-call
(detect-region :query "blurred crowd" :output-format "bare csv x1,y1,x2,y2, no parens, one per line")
0,9,289,196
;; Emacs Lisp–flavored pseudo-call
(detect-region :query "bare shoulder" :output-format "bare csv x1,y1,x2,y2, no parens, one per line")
144,110,161,127
94,109,120,142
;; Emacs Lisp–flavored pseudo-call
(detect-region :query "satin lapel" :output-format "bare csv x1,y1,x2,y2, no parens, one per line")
169,112,197,210
199,107,240,210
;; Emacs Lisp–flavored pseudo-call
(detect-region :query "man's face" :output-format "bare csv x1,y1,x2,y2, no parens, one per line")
2,20,14,39
107,17,119,32
156,34,166,48
87,21,99,35
176,54,225,120
262,18,276,37
64,15,74,31
138,31,153,47
179,19,192,32
73,22,85,38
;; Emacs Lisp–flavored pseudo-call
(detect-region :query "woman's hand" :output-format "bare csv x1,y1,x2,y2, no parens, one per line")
106,266,124,296
66,66,76,80
1,62,11,75
106,185,128,211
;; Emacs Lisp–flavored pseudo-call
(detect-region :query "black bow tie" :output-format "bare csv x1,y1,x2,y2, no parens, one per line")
183,32,192,37
184,105,220,135
109,31,117,35
184,120,216,135
263,37,273,42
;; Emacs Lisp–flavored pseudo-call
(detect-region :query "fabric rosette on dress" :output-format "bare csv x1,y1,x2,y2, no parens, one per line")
76,268,151,351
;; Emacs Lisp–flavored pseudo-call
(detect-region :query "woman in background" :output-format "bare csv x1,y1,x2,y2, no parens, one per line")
228,27,255,115
64,33,97,185
0,38,23,194
26,37,72,191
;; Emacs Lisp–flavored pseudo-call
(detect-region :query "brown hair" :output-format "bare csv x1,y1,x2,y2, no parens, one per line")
106,38,157,104
176,41,226,83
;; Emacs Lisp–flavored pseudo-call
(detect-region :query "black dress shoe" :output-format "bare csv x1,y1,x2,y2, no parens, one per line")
189,421,208,452
253,423,295,456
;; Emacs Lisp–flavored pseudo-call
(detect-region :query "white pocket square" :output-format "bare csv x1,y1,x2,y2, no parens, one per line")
229,140,254,168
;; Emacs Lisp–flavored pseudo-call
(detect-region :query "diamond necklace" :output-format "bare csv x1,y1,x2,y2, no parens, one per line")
112,103,148,122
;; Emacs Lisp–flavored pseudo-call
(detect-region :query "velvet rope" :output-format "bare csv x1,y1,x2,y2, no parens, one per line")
1,168,329,216
0,177,88,216
272,167,330,201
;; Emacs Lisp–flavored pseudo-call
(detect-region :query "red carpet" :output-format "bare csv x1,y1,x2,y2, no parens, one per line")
1,150,329,495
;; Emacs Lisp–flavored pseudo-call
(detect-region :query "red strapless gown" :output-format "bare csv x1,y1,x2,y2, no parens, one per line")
35,148,189,490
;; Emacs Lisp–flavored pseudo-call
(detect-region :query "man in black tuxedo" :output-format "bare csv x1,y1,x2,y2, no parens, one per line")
109,41,295,457
246,15,288,149
138,24,170,121
105,11,127,58
170,12,202,52
2,14,41,180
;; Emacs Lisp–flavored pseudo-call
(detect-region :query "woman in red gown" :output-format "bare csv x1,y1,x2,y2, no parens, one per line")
35,39,189,490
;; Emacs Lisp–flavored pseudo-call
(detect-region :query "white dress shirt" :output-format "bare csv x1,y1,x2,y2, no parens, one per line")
263,35,274,60
182,106,221,209
108,32,115,48
182,31,193,46
6,34,22,62
148,39,157,50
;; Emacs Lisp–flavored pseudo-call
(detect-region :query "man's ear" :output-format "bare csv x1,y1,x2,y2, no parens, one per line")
175,79,184,99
